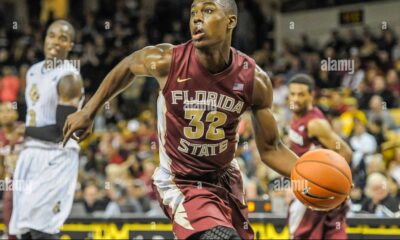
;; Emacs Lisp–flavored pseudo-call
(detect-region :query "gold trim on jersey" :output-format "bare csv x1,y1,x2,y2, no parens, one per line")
29,83,40,104
28,110,36,127
28,83,40,127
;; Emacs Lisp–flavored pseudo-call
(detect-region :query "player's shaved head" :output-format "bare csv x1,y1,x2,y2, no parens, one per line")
45,20,75,60
47,20,75,41
192,0,237,16
218,0,238,16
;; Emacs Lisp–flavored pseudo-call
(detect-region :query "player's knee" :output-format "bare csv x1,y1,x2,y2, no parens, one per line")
192,226,241,240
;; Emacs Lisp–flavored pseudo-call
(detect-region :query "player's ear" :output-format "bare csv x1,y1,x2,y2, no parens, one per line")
227,15,237,30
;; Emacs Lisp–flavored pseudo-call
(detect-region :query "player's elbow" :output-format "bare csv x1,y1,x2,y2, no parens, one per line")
257,139,282,164
258,137,280,154
258,141,294,178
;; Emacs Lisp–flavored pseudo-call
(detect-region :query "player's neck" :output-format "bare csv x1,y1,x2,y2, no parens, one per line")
195,43,232,74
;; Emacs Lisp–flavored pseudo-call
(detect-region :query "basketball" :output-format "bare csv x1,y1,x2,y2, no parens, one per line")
291,149,352,211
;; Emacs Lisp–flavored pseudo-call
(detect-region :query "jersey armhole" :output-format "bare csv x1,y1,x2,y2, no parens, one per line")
161,46,177,95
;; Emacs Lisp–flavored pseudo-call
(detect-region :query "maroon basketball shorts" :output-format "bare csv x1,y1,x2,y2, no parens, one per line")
288,199,349,239
152,163,254,239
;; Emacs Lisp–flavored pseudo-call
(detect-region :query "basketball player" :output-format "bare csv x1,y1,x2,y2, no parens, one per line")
0,102,24,240
287,74,352,239
9,20,83,239
63,0,299,239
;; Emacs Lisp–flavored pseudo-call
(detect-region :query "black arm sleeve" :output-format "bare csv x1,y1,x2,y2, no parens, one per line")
25,105,77,143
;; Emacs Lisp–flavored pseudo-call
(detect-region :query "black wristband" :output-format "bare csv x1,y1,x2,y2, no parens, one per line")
25,125,60,142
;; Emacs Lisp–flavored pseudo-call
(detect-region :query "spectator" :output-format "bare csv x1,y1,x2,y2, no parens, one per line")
82,184,110,215
388,176,400,202
368,119,386,151
272,75,289,108
386,69,400,99
367,95,396,130
0,66,20,102
372,75,396,108
339,99,368,138
350,120,377,169
361,173,400,215
341,58,364,91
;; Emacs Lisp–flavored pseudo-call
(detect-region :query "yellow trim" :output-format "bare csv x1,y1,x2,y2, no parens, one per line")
3,222,400,238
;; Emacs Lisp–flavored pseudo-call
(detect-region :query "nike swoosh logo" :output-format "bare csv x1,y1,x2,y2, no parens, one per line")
302,187,335,200
177,77,192,83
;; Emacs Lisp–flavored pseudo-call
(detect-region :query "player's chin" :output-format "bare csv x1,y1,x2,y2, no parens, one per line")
45,53,57,60
192,40,207,49
192,38,214,49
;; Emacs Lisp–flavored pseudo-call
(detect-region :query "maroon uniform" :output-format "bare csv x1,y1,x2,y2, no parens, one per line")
288,107,348,239
152,41,255,239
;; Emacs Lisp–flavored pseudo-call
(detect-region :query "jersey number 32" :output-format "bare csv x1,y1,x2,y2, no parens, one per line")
184,109,227,141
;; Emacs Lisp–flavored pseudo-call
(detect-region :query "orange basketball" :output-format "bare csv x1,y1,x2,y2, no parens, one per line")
290,149,352,211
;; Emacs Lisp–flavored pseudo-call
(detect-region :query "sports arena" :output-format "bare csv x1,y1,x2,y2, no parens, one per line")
0,0,400,239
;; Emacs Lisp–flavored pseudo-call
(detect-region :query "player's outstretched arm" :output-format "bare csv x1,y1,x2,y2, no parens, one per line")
251,66,298,177
62,44,173,146
308,119,352,163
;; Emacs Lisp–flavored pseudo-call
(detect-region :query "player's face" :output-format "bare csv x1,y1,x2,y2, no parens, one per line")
190,0,235,49
288,83,313,114
44,24,74,60
0,103,18,126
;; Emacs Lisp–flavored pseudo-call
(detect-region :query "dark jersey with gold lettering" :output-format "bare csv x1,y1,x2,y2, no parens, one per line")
157,41,256,177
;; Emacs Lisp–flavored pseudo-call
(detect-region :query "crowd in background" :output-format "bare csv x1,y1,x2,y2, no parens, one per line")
0,0,400,217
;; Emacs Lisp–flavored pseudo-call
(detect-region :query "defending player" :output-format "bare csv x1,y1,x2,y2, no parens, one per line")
9,20,83,239
63,0,299,239
287,74,352,239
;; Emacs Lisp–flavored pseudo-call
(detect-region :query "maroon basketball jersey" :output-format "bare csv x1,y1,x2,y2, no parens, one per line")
157,41,256,177
289,107,325,156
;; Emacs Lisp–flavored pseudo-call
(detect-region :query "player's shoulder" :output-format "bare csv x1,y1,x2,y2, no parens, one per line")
27,61,45,76
232,47,257,69
252,66,273,109
307,117,330,135
142,43,174,55
232,47,252,59
254,65,272,91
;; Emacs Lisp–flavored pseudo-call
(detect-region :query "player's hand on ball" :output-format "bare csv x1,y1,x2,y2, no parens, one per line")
63,110,94,147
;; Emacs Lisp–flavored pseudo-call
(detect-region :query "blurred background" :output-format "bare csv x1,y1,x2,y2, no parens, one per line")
0,0,400,238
